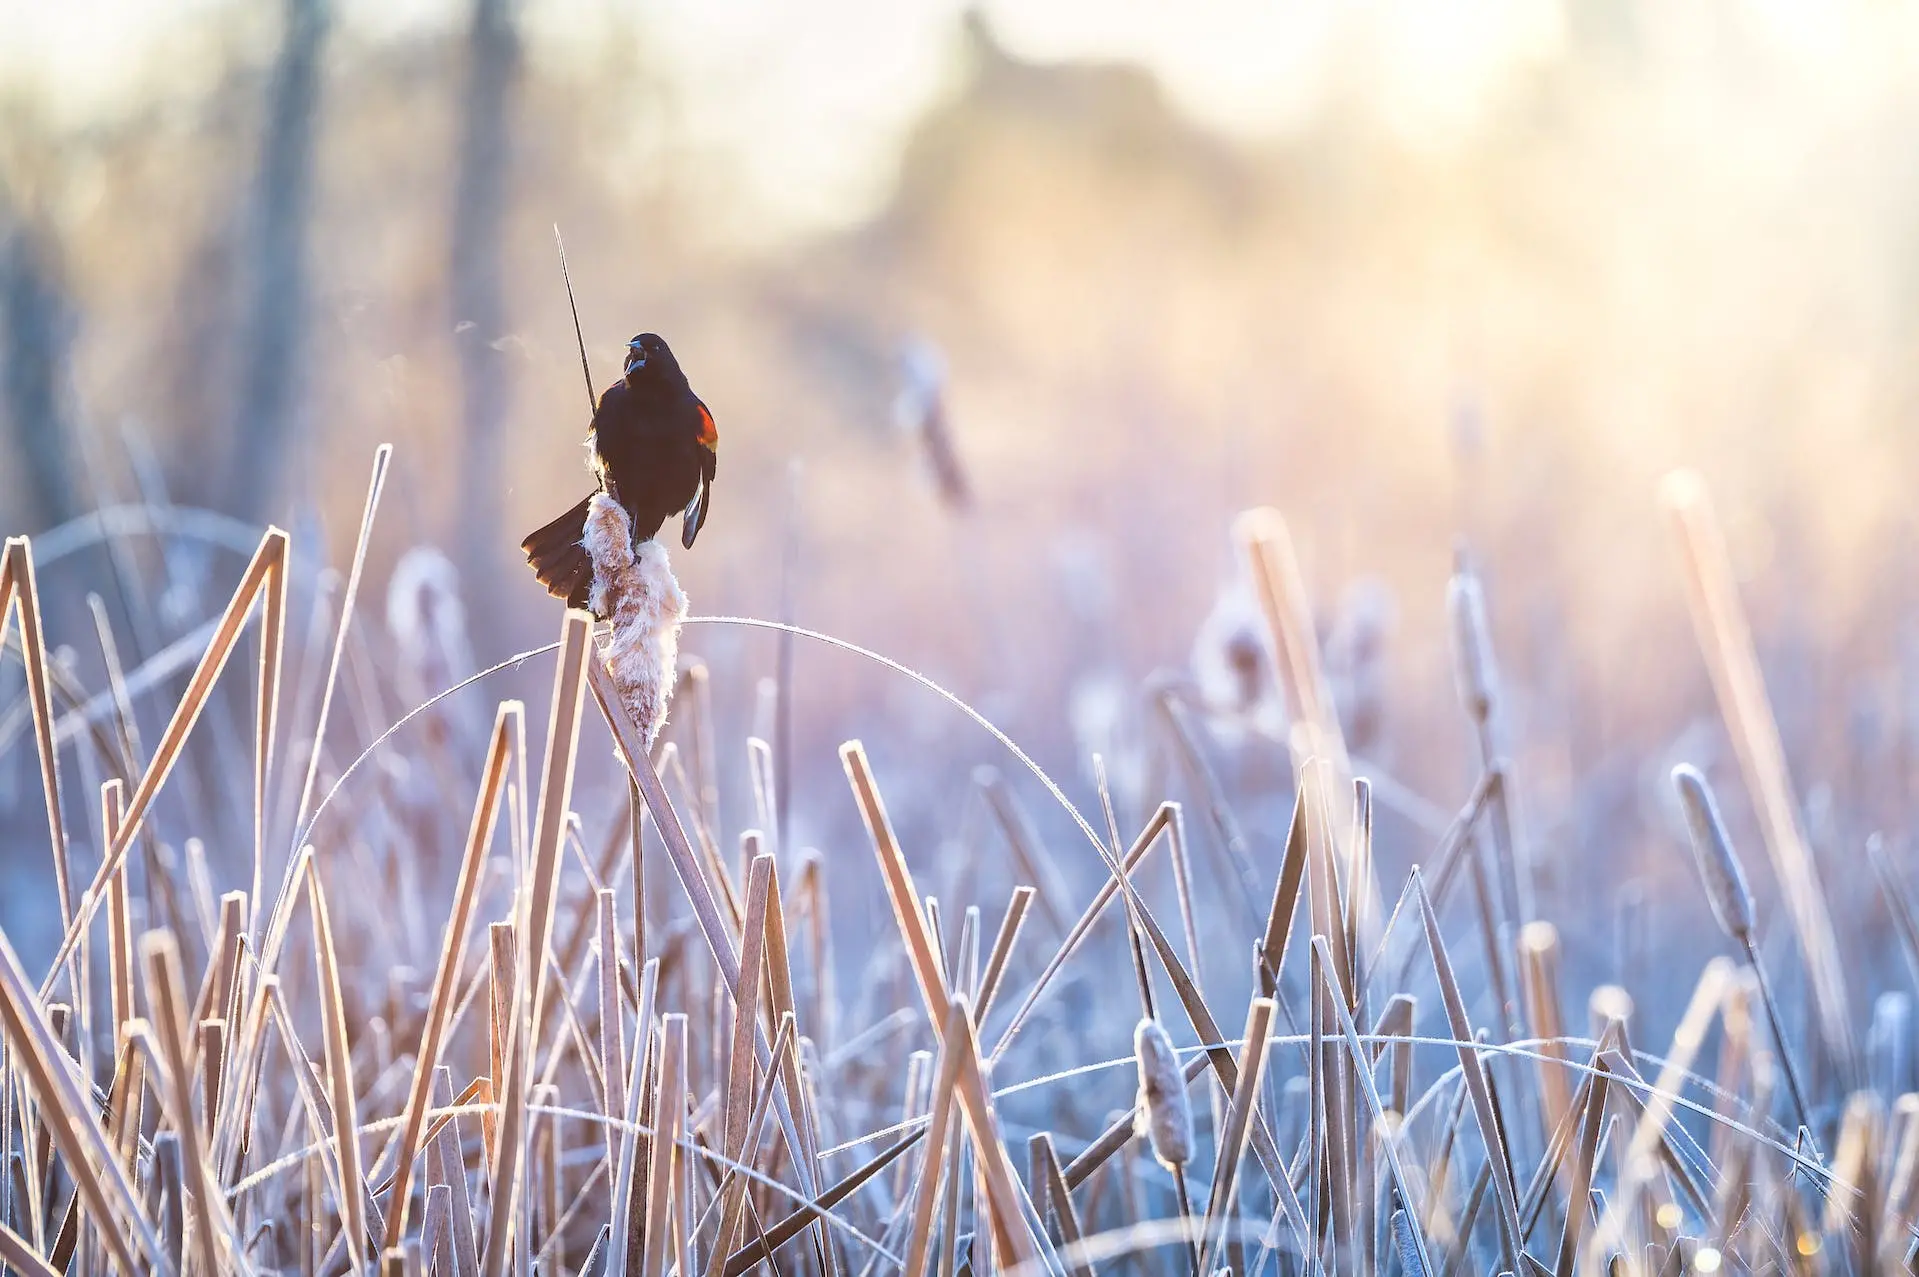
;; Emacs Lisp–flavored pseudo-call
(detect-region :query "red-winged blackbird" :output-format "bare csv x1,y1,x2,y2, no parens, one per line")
522,333,718,614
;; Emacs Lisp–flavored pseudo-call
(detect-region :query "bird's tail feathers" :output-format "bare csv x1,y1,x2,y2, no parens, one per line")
521,495,596,611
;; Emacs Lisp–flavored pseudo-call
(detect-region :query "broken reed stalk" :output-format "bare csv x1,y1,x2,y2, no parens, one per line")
0,540,73,955
0,927,163,1275
480,608,593,1277
1662,469,1854,1077
639,1013,688,1277
42,524,290,994
302,859,373,1273
1415,868,1524,1273
590,649,826,1220
1197,995,1276,1276
383,700,521,1250
1671,764,1816,1144
840,741,1043,1269
138,932,237,1277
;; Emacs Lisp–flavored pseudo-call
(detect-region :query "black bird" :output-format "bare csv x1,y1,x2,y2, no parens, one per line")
521,333,718,614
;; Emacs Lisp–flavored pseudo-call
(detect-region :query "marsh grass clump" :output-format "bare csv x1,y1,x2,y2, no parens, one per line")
3,460,1919,1276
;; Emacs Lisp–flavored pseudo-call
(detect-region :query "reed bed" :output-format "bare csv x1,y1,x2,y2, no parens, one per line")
1,460,1915,1277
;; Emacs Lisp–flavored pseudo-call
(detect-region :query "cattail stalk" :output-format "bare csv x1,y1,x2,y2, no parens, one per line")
1672,764,1815,1145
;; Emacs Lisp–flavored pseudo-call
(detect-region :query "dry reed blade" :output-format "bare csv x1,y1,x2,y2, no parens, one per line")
0,540,74,950
1310,935,1435,1277
720,1130,923,1277
1587,957,1733,1264
1257,788,1309,997
186,890,244,1083
199,1017,225,1140
1517,922,1570,1144
607,958,660,1277
1235,509,1382,941
702,1012,795,1277
100,779,134,1043
904,999,968,1277
840,742,1042,1270
640,1013,688,1277
480,608,592,1277
721,855,774,1184
303,857,375,1271
598,888,625,1118
1553,1059,1609,1277
1029,1133,1093,1277
591,653,821,1210
989,803,1175,1063
382,699,520,1251
0,927,165,1275
1197,996,1276,1275
285,444,391,888
431,1070,481,1277
1661,470,1854,1075
975,886,1034,1025
1414,867,1525,1272
139,933,237,1277
42,525,289,994
0,1218,61,1277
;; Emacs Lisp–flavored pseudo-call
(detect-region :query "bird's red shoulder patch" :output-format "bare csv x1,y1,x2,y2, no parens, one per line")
696,401,719,449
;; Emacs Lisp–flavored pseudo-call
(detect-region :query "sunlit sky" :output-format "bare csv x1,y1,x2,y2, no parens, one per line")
0,0,1879,237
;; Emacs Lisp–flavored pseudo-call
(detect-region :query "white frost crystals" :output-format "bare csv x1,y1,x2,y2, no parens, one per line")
583,492,687,749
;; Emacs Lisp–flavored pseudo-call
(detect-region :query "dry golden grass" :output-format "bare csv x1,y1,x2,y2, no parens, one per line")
3,455,1919,1277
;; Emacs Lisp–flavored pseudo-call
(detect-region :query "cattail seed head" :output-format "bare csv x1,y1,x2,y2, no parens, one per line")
1671,764,1756,944
1446,568,1498,725
584,494,687,749
1132,1017,1193,1169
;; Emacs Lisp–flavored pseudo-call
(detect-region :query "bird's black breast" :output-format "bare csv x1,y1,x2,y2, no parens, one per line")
589,380,705,542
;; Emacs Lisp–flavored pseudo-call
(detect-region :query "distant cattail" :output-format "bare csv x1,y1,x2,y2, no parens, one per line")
583,494,687,749
1670,765,1755,944
1328,576,1395,756
1132,1017,1193,1168
893,337,971,510
1446,564,1499,725
1191,579,1286,742
386,544,474,711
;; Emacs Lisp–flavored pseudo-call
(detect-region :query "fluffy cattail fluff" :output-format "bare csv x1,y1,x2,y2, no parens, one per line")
1671,764,1756,944
583,493,687,749
1132,1016,1193,1168
1446,562,1498,725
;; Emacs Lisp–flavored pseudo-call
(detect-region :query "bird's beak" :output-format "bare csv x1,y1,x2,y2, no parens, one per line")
626,342,647,369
